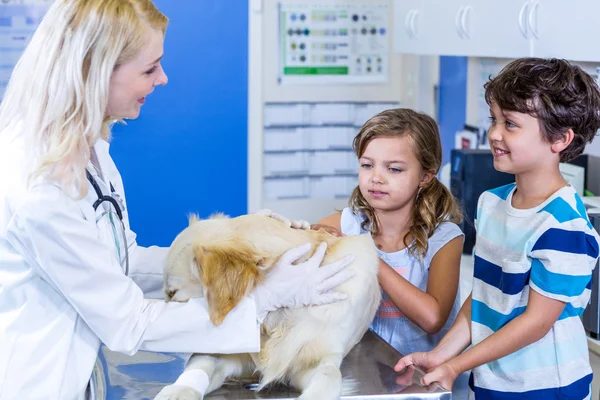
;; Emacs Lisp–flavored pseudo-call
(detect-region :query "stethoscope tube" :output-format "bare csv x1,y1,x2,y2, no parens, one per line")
86,170,129,276
86,170,123,220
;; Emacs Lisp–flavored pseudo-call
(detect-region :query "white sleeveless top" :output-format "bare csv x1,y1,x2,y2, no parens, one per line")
341,207,464,356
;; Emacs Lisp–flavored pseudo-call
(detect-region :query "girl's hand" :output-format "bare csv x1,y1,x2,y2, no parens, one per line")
421,362,459,391
310,224,345,237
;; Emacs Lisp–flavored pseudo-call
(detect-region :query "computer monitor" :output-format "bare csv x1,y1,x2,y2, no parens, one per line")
559,162,585,196
450,149,516,254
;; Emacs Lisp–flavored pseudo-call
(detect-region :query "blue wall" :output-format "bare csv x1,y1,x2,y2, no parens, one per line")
438,56,468,166
110,1,249,247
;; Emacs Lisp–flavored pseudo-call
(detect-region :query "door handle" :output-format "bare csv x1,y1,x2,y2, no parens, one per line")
405,9,416,38
461,5,472,39
410,9,419,38
518,1,529,38
528,0,540,39
455,6,466,39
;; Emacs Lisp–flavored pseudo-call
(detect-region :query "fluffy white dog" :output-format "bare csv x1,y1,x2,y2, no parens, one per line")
155,214,381,400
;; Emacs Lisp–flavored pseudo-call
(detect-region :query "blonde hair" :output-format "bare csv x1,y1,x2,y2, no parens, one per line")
349,108,463,259
0,0,168,197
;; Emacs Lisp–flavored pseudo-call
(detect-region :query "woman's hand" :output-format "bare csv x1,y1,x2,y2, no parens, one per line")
254,209,310,229
252,242,355,321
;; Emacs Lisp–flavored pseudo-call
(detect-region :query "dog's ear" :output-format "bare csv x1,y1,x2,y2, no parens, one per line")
187,213,200,226
194,240,264,326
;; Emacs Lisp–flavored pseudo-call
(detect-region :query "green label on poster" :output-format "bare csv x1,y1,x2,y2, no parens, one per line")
284,67,349,76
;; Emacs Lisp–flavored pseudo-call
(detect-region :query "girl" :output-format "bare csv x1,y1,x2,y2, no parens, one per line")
314,108,464,355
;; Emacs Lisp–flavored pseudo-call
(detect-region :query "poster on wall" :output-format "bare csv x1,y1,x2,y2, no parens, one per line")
0,0,52,98
278,2,389,85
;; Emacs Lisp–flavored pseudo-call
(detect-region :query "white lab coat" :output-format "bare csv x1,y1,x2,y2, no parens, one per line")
0,127,260,400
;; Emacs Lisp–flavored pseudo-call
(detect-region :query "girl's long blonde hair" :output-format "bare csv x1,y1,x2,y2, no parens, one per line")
349,108,462,259
0,0,168,197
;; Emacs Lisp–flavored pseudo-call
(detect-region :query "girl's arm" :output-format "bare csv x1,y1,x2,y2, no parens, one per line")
316,213,463,334
312,212,343,236
379,236,463,334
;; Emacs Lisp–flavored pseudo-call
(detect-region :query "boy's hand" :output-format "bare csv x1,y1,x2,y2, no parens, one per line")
395,352,457,390
394,351,443,374
421,362,459,391
310,224,345,237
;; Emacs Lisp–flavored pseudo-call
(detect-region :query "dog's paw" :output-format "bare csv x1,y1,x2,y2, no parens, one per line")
154,384,202,400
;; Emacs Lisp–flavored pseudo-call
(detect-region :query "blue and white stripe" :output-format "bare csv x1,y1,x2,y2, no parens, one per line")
470,184,599,398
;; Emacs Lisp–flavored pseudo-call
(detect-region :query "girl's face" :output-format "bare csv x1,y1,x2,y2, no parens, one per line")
107,28,168,119
358,136,433,213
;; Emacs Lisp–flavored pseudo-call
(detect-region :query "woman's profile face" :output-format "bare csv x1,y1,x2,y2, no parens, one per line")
107,28,168,119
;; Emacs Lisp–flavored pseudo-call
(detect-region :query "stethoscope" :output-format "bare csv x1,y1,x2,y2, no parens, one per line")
86,169,129,276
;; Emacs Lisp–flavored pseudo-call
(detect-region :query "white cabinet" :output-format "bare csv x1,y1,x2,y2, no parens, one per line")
534,0,600,62
394,0,464,56
394,0,534,58
393,0,600,61
459,0,533,58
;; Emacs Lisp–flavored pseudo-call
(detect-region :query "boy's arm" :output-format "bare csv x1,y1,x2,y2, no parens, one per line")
395,293,473,372
424,221,598,388
445,289,565,376
430,293,473,361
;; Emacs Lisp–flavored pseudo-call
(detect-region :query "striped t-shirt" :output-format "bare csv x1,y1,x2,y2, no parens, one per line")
470,183,599,399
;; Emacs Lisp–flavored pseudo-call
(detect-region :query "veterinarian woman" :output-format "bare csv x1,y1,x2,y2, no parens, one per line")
0,1,354,398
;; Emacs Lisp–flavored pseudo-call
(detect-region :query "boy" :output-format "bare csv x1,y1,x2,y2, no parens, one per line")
395,58,600,399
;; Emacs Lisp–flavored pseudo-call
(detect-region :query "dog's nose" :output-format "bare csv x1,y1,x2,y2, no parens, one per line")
165,289,177,301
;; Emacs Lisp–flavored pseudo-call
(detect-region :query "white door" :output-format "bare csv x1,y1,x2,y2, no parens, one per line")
535,0,600,62
393,0,430,55
459,0,534,58
393,0,465,56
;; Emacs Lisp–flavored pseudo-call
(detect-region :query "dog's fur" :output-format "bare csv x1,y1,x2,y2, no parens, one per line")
155,214,381,400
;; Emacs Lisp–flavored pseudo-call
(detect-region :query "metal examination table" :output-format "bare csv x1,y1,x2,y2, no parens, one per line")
91,330,452,399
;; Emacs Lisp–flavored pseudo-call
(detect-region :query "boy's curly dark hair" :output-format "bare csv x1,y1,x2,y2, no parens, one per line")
484,58,600,162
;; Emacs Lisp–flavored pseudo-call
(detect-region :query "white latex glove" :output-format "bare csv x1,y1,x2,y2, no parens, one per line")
254,208,311,230
252,242,355,322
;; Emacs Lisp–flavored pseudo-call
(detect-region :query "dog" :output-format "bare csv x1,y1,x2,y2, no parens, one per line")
154,213,381,400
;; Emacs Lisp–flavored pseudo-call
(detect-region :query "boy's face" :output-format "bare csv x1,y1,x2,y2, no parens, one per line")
487,102,557,175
